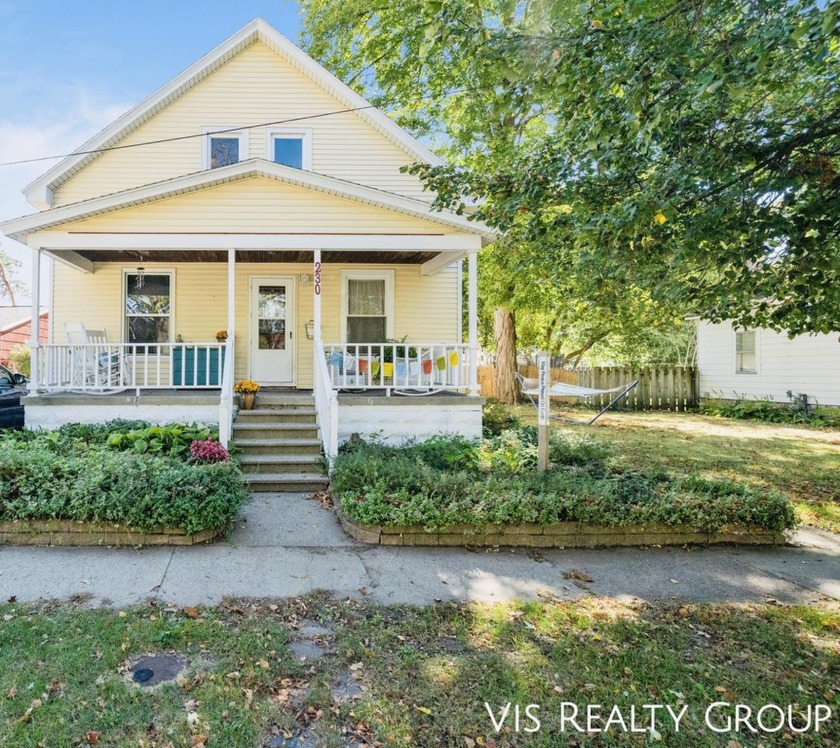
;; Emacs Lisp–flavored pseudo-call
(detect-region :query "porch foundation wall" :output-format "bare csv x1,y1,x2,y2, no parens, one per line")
23,395,219,430
337,395,484,446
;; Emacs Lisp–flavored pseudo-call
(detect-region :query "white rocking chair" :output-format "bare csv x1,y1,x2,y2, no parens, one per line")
64,323,131,393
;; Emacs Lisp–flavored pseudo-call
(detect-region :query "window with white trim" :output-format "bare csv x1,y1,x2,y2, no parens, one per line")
735,330,757,373
342,270,394,343
202,127,249,169
124,271,173,346
266,128,311,169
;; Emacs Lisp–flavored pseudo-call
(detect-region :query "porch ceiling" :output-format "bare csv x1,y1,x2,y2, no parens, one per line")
74,249,440,264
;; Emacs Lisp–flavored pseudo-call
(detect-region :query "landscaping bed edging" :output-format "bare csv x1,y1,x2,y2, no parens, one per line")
333,497,787,548
0,519,220,547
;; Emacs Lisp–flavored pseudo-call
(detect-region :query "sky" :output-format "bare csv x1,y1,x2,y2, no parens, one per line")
0,0,303,302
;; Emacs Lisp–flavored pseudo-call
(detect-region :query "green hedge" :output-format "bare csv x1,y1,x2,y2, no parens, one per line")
332,432,796,533
0,440,248,535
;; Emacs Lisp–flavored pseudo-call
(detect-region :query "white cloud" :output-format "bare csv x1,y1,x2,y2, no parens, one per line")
0,88,132,300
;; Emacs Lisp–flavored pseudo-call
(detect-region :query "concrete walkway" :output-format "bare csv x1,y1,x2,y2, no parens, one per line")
1,493,838,608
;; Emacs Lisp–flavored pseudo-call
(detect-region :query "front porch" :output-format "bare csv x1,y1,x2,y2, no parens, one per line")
22,244,483,455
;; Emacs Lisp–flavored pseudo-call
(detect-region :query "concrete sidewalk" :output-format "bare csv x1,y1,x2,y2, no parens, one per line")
1,493,838,608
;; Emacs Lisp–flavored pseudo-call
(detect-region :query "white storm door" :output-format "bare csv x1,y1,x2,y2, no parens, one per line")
249,277,295,384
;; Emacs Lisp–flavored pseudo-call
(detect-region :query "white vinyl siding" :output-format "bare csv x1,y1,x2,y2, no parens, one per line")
697,320,840,406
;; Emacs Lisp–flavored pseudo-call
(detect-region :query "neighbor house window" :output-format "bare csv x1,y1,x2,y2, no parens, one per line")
202,127,249,169
266,128,311,169
342,270,394,343
125,271,173,346
735,330,757,373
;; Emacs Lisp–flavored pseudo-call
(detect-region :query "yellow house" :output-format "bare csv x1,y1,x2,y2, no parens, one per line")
1,19,491,484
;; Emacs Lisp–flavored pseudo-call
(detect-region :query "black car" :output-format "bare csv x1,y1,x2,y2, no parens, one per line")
0,363,27,430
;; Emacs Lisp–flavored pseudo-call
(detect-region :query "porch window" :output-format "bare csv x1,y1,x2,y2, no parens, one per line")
342,270,394,343
202,127,249,169
735,330,757,373
124,272,172,346
266,128,311,169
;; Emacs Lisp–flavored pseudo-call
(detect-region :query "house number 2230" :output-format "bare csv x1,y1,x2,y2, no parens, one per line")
314,261,321,295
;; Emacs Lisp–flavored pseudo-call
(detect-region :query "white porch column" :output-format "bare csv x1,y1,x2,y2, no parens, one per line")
227,248,236,350
467,250,479,396
28,247,42,395
313,249,322,341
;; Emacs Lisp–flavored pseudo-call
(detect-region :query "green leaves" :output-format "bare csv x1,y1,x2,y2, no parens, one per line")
304,0,840,338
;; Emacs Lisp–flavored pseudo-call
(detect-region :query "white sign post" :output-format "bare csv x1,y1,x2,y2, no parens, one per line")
537,353,549,471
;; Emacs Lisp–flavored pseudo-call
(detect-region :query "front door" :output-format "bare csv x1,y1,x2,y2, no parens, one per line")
249,277,295,384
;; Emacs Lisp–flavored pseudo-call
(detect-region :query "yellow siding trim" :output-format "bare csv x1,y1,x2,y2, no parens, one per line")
54,42,432,206
54,177,455,235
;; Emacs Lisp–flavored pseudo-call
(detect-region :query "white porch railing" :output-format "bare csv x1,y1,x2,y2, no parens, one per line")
314,339,339,465
37,342,227,393
323,343,472,393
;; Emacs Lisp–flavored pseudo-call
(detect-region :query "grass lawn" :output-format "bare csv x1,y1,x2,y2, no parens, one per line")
0,596,837,747
508,406,840,535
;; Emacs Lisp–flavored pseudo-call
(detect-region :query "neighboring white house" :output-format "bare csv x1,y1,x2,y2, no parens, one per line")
696,320,840,407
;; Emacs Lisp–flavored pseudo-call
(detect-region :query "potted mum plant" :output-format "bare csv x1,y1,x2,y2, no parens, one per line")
216,330,228,342
234,379,260,410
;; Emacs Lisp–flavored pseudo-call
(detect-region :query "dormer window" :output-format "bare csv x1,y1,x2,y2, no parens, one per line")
202,127,249,169
266,128,311,169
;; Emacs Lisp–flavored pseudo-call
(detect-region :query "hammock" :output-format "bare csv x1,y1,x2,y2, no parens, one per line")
515,372,639,425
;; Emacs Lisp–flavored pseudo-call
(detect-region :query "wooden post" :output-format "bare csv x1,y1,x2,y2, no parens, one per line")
537,353,549,471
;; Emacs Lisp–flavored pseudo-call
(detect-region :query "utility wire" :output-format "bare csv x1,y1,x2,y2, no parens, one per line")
0,105,380,168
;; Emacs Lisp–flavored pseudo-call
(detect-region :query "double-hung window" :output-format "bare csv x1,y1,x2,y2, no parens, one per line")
125,271,173,348
735,330,757,374
342,271,394,343
266,128,311,169
202,127,249,169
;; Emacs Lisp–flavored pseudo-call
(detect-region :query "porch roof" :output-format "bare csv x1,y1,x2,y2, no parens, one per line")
69,249,440,264
3,159,495,244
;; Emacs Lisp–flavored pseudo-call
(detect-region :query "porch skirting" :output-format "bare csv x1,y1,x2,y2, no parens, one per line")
337,394,484,446
22,393,220,431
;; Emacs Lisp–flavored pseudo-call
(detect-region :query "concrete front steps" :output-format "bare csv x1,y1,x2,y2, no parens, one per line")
233,392,329,493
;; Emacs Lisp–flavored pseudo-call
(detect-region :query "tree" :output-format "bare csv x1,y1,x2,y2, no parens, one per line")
407,0,840,336
0,248,23,305
301,0,576,401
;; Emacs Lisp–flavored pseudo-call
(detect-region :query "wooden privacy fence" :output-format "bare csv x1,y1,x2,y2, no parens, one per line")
478,364,698,411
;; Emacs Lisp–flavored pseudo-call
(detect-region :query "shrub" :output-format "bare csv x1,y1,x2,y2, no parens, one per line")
3,421,219,459
702,397,840,428
0,440,247,535
190,437,230,464
482,399,520,437
7,345,30,377
332,432,796,533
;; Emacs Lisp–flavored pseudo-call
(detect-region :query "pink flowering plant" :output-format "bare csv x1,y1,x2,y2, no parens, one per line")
189,437,230,464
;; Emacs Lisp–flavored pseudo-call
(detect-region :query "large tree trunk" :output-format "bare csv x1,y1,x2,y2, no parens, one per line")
493,306,518,404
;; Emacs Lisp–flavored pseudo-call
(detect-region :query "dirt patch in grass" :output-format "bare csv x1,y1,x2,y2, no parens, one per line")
0,594,837,747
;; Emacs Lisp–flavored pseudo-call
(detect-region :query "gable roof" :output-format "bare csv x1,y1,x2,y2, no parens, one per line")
4,159,495,242
24,18,444,210
0,307,47,334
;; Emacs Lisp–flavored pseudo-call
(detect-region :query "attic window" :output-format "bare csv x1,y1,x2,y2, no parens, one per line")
202,127,249,169
266,128,311,170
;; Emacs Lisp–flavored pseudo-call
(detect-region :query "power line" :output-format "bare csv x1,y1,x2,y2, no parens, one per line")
0,81,530,170
0,105,379,168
